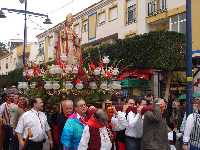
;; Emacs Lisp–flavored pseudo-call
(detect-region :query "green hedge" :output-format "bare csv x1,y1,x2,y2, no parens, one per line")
83,31,185,71
0,68,24,89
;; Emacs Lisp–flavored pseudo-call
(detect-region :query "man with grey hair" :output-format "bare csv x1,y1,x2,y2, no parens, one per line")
58,100,74,132
52,99,73,150
142,98,169,150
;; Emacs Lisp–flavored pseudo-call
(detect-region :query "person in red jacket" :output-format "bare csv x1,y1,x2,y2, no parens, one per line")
79,109,113,150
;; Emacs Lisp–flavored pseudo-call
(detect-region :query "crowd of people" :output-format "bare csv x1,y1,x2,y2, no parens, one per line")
0,87,200,150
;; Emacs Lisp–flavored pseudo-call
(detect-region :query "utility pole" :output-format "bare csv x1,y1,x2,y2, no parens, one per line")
186,0,193,116
23,0,27,65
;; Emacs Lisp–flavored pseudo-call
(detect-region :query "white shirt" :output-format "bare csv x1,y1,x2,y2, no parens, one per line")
119,111,143,138
168,131,182,141
78,125,112,150
0,102,13,117
111,111,126,131
15,109,50,142
169,145,176,150
0,102,6,117
0,102,18,127
183,113,196,143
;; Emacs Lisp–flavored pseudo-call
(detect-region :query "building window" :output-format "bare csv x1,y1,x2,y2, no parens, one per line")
179,13,186,34
74,24,80,35
171,15,178,31
98,11,106,26
109,6,118,21
147,0,167,16
38,43,44,57
88,13,97,40
170,13,186,34
82,20,88,33
127,0,136,24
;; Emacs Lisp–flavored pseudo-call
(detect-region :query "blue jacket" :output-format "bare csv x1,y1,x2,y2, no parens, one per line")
61,114,85,150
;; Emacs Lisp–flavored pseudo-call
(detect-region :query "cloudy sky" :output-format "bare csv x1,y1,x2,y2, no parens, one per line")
0,0,100,43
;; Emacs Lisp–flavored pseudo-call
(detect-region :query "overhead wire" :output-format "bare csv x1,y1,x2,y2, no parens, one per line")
27,17,47,31
47,0,74,14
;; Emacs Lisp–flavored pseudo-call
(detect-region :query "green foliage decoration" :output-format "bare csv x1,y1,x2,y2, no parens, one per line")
83,31,185,71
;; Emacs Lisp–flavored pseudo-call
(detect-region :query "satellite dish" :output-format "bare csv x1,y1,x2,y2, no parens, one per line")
19,0,25,4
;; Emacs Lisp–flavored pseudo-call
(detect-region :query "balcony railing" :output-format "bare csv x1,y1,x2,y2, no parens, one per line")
147,0,167,17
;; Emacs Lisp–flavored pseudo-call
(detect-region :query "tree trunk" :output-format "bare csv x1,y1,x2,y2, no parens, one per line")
164,71,173,101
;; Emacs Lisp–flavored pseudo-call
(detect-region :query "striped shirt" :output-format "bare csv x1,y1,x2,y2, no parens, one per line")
190,113,200,148
183,112,200,148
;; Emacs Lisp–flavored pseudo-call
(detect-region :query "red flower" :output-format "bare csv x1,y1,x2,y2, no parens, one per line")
104,71,113,79
89,63,96,70
33,65,41,77
59,61,65,69
75,79,81,84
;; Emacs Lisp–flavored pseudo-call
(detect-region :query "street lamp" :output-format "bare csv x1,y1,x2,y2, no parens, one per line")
0,10,6,18
0,2,52,65
44,17,52,24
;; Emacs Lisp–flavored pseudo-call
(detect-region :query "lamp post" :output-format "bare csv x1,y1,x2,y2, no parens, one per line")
0,2,52,65
23,0,27,65
186,0,193,116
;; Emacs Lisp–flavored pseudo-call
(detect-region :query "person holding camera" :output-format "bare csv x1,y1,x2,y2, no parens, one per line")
111,98,144,150
141,98,168,150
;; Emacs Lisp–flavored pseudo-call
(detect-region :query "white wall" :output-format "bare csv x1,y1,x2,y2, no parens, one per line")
29,42,39,63
76,0,138,45
0,52,17,75
137,0,150,34
167,0,185,9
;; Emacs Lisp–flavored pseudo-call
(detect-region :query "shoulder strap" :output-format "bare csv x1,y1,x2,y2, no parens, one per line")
2,103,10,124
172,131,176,145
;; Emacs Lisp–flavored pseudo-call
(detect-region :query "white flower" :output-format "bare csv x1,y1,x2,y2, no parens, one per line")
76,82,84,89
102,56,110,64
72,66,79,74
112,68,119,76
65,65,73,73
94,67,101,75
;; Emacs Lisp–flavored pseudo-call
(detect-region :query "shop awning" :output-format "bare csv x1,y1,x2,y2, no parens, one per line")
117,69,153,80
121,79,150,88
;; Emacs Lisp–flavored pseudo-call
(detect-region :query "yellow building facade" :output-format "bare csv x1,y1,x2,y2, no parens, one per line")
192,0,200,57
36,0,200,62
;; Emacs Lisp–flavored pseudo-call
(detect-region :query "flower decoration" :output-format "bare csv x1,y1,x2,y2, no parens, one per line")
19,15,122,98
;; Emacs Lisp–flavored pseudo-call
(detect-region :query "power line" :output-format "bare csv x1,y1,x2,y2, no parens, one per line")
48,0,74,14
27,17,46,31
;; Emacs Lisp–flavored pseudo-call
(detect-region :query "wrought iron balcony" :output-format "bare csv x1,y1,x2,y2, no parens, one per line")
147,0,167,17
